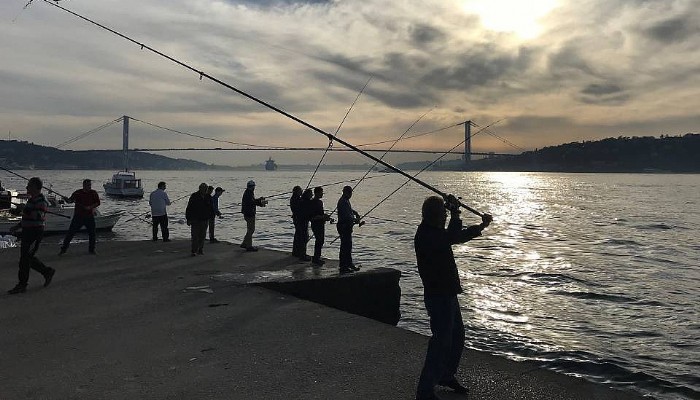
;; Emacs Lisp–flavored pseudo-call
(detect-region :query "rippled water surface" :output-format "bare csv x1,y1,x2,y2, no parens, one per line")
4,170,699,399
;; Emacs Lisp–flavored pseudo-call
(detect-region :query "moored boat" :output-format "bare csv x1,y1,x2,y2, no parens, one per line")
103,171,144,198
0,196,122,235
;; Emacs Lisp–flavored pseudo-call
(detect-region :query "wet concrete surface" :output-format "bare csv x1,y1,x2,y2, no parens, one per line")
0,239,645,399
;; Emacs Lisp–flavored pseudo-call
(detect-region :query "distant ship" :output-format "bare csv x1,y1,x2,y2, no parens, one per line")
265,157,278,171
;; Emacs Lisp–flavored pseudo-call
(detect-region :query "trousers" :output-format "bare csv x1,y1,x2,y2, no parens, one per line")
336,223,353,267
61,215,96,252
18,228,50,287
152,215,169,240
190,219,207,253
416,294,465,396
311,222,324,260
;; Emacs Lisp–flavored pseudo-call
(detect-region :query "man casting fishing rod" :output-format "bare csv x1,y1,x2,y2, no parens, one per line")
414,194,492,400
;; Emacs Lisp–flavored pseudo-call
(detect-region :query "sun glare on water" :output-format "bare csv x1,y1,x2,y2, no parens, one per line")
460,0,559,40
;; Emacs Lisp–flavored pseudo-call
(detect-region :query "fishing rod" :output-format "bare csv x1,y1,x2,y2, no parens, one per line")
40,0,484,217
324,108,435,223
0,165,70,199
9,202,72,219
359,120,501,221
326,120,499,245
306,76,372,190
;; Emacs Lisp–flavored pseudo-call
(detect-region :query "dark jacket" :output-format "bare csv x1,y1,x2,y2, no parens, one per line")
336,196,356,225
21,193,48,230
308,198,325,228
186,192,214,222
414,214,482,296
299,197,313,225
290,194,302,224
241,188,256,218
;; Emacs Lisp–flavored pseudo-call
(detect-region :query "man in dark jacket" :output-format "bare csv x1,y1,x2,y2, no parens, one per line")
8,177,55,294
59,178,101,255
289,186,304,257
336,185,363,274
186,183,214,256
240,180,266,251
309,186,332,265
414,195,492,400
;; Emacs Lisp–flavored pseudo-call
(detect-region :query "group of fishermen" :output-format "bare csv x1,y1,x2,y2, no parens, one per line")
6,174,494,400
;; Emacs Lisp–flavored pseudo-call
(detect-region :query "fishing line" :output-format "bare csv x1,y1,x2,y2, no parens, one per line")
40,0,484,216
325,119,500,245
0,165,69,199
306,76,372,190
361,120,501,220
9,201,72,219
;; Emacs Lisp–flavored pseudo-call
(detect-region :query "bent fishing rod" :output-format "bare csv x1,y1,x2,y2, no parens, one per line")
40,0,484,217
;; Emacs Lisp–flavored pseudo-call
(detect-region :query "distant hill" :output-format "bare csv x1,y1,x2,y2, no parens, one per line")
0,140,233,170
399,134,700,173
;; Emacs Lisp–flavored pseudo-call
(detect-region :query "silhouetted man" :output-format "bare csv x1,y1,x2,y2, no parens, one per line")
336,185,362,274
309,186,332,265
298,188,313,261
149,181,171,242
186,183,213,256
240,180,266,251
414,195,492,400
289,186,304,257
7,177,55,294
209,187,224,243
60,178,100,255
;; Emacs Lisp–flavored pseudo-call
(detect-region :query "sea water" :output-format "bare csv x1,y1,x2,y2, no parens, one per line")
3,170,698,399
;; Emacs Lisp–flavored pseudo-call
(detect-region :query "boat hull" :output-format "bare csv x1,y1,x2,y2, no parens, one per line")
0,209,122,235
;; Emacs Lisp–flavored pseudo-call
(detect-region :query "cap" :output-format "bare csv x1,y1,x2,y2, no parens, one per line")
215,187,225,192
247,180,256,188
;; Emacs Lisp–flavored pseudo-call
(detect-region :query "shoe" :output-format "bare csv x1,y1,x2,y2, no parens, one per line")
163,239,171,242
58,248,66,256
438,379,468,395
349,264,361,271
299,255,311,261
7,285,27,295
311,258,325,266
210,238,219,243
191,253,197,257
245,246,258,252
152,237,158,241
197,250,204,255
240,244,247,249
43,268,56,288
339,267,354,274
415,393,443,400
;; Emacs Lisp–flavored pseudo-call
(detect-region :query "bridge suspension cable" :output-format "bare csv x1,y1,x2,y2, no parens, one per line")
55,116,123,149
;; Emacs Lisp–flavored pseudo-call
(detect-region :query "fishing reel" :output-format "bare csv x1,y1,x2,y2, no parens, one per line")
444,194,461,213
257,197,268,207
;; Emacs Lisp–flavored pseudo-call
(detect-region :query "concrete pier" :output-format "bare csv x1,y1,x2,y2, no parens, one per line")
0,240,644,399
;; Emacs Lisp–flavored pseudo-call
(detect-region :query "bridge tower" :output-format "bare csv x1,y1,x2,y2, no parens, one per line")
464,120,472,165
122,115,129,171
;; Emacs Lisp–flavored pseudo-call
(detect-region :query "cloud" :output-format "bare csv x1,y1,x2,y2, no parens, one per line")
0,0,698,165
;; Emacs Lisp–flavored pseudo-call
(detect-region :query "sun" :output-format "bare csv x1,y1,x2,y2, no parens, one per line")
460,0,559,40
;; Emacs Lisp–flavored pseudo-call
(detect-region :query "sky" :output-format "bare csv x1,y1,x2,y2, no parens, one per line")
0,0,698,166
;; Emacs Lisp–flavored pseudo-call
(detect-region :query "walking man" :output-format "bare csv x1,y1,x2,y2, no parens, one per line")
309,186,332,265
60,178,100,255
149,181,171,242
336,186,363,274
240,180,267,252
414,195,492,400
7,177,55,294
209,187,224,243
185,183,213,256
289,186,304,257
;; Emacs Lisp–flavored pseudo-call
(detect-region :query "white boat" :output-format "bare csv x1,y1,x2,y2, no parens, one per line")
103,171,144,198
0,197,123,235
